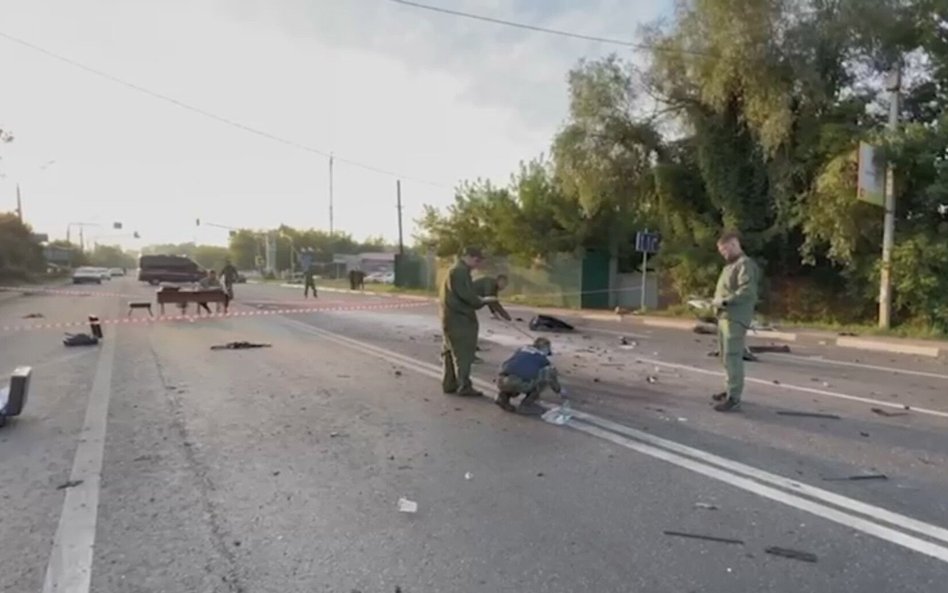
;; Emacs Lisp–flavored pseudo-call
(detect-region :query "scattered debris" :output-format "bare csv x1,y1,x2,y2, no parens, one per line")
823,473,887,482
397,498,418,513
210,341,271,350
330,432,341,438
528,314,575,333
663,531,744,545
694,502,718,510
56,479,84,490
838,331,858,337
593,378,600,383
63,333,98,347
22,312,44,319
748,344,791,354
646,376,659,384
464,472,473,480
536,472,545,477
677,417,688,422
541,403,573,426
765,546,818,563
871,407,908,417
393,370,403,377
860,431,870,438
694,324,716,335
776,411,841,420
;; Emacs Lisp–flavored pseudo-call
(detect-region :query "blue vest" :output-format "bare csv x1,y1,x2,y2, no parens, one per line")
500,347,551,381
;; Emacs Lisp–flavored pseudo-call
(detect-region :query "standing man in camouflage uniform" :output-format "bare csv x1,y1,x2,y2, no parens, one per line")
473,274,512,321
439,247,496,396
711,232,760,412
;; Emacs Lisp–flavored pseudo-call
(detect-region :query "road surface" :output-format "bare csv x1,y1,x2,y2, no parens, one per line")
1,278,947,592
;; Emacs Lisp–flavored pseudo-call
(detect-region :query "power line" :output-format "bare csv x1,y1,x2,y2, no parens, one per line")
0,30,452,189
388,0,711,56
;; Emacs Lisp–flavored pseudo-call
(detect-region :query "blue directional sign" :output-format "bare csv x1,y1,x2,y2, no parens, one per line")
635,231,662,254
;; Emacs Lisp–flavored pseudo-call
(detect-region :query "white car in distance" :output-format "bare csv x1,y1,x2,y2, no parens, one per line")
72,267,103,285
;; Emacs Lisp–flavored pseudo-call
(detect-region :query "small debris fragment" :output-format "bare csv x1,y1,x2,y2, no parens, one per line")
823,473,887,482
748,344,791,354
464,472,473,480
772,379,781,385
394,370,402,377
536,472,545,477
776,411,841,420
593,378,600,383
765,546,818,563
871,407,907,417
210,341,271,350
663,531,744,545
330,432,340,438
859,431,870,438
397,498,418,513
56,479,83,490
694,502,718,510
233,540,241,547
22,313,44,319
646,376,659,384
63,333,98,347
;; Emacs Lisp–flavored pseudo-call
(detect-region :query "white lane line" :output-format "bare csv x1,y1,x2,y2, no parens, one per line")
279,317,948,563
572,422,948,563
565,408,948,546
637,357,948,420
43,334,117,593
773,353,948,381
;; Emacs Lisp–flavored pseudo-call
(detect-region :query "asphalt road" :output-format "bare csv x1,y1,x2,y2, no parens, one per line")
1,279,947,592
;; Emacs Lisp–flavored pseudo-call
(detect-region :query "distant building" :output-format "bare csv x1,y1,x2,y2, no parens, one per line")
332,252,396,275
44,245,74,267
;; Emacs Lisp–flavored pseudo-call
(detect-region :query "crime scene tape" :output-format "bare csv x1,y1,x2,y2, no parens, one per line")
0,285,138,299
0,300,431,333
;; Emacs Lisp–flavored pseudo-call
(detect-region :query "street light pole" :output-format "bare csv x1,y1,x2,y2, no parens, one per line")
329,153,335,236
879,64,901,330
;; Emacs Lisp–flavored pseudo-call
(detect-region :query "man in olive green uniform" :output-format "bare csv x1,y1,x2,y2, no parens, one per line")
473,274,512,321
439,247,497,396
711,232,760,412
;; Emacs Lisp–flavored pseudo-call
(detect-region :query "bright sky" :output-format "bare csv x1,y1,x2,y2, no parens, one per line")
0,0,670,248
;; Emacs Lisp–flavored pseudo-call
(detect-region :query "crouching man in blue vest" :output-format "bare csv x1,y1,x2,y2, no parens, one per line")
495,337,564,415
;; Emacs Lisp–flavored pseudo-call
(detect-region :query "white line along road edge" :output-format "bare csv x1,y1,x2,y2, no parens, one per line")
43,333,117,593
279,316,948,565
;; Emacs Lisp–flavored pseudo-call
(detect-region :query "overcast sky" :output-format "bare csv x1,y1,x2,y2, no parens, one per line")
0,0,670,248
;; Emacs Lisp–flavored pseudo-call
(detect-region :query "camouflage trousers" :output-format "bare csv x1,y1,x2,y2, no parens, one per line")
496,367,560,400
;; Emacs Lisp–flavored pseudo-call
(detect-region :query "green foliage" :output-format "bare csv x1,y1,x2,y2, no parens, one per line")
88,244,136,269
416,1,948,329
0,212,45,281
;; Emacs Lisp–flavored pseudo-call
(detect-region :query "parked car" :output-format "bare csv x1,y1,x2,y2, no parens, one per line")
94,267,111,281
380,272,395,285
138,255,205,285
73,267,103,285
109,268,126,277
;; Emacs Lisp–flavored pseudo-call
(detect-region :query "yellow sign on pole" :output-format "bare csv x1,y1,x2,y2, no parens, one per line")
857,142,885,207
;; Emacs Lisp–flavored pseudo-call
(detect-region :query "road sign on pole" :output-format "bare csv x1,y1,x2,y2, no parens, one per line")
634,230,662,310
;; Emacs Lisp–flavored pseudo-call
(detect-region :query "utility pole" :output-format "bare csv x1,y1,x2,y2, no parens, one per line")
329,153,335,236
15,184,22,221
879,63,901,330
396,180,404,255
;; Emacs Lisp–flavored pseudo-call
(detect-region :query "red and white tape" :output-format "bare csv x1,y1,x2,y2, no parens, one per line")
0,300,431,333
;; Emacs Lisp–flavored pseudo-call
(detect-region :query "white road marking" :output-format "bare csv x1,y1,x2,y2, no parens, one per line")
637,357,948,419
774,353,948,381
43,334,117,593
280,317,948,563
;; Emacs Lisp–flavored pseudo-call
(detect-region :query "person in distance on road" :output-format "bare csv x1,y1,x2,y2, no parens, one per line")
473,274,512,322
220,259,239,301
303,263,318,299
439,246,496,397
197,269,223,314
710,231,760,413
495,336,564,415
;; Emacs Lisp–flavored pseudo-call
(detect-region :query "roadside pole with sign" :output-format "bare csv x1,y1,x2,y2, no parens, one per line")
634,230,661,310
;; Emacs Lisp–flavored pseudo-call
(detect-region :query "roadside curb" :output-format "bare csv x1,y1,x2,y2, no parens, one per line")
249,281,945,358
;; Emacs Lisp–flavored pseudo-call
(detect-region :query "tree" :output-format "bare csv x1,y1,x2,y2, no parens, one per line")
0,212,45,281
89,244,136,269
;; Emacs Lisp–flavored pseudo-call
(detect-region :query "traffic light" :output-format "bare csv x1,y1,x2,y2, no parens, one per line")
113,222,123,230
